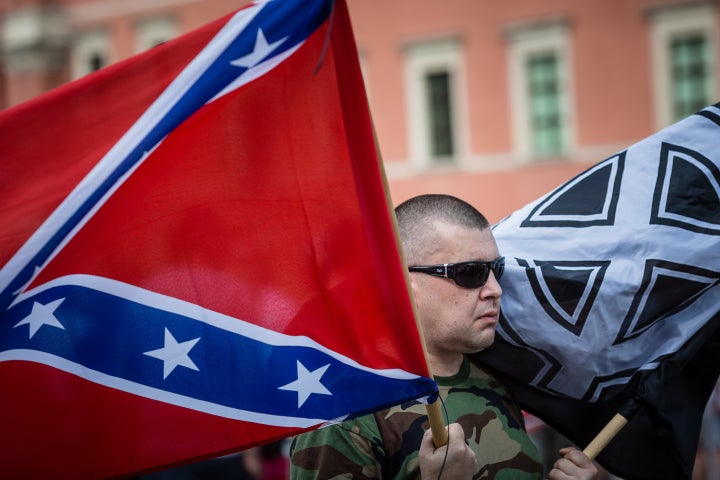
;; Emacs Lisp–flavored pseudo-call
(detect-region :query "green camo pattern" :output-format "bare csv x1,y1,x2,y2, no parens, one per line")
290,355,543,479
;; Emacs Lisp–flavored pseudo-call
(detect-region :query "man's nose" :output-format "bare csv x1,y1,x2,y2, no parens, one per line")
479,271,502,299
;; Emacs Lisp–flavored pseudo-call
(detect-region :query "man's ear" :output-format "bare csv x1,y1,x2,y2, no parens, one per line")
407,271,416,289
408,274,421,302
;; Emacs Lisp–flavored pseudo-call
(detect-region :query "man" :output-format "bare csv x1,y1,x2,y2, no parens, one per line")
290,194,597,479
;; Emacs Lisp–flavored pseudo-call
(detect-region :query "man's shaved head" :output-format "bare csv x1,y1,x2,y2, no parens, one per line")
395,194,490,264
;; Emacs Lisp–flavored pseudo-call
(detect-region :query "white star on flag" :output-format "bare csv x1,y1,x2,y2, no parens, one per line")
279,360,332,408
14,298,66,339
230,29,287,69
143,328,200,380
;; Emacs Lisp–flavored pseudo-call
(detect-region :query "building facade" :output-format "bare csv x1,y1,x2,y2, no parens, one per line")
0,0,718,221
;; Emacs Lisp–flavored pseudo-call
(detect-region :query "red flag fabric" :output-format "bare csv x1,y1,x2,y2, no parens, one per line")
0,1,436,478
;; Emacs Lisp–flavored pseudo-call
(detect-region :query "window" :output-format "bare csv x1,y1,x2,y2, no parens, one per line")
135,17,177,54
71,30,111,79
405,39,465,167
671,35,710,119
426,70,454,157
527,54,563,157
649,4,717,127
507,20,574,161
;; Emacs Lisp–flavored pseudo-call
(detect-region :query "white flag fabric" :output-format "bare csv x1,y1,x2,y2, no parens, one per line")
475,103,720,480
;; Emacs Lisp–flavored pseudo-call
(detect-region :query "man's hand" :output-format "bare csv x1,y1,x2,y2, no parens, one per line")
547,447,598,480
419,423,477,480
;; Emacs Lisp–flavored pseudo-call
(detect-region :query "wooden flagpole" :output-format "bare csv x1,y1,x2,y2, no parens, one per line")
426,397,449,446
582,413,629,460
382,184,448,447
373,118,448,448
381,169,449,447
582,396,642,459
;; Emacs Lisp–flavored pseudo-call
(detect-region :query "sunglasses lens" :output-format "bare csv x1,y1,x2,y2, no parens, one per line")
453,262,490,288
494,258,505,281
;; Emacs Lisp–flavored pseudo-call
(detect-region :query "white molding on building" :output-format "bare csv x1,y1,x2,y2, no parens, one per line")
67,0,197,25
505,18,576,164
1,5,69,72
135,16,178,54
403,37,469,170
71,29,112,80
648,2,718,129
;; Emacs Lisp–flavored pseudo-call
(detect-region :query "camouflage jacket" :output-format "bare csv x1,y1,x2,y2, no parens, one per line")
290,355,543,479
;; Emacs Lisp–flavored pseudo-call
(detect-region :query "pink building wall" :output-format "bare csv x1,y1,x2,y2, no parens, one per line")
345,0,718,221
0,0,717,222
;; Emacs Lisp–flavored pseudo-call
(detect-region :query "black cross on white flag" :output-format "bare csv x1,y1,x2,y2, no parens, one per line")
474,103,720,480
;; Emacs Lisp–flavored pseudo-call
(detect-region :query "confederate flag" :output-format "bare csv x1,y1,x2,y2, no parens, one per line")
0,1,436,478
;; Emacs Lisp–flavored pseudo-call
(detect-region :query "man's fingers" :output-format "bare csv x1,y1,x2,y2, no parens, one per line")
446,423,465,443
548,447,598,480
559,447,594,468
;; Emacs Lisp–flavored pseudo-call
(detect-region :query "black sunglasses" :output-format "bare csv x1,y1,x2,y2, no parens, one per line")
408,256,505,289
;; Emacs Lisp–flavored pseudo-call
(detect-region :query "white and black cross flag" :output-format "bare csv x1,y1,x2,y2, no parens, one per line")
474,103,720,480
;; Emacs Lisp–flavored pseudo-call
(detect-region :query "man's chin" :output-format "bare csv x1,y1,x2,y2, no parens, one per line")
469,332,495,353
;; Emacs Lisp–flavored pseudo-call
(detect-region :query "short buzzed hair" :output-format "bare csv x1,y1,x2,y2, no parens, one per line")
395,194,490,263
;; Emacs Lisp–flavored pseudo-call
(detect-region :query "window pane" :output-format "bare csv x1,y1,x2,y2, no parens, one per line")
527,54,563,157
671,35,709,120
425,71,454,159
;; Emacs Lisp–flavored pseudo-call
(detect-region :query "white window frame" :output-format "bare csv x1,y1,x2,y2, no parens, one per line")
2,5,68,72
404,38,467,169
649,3,718,129
71,30,112,80
507,21,574,163
135,17,177,54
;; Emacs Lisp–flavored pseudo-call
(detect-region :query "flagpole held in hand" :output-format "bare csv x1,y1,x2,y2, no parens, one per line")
582,396,642,459
427,398,449,447
582,413,629,460
375,105,449,450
